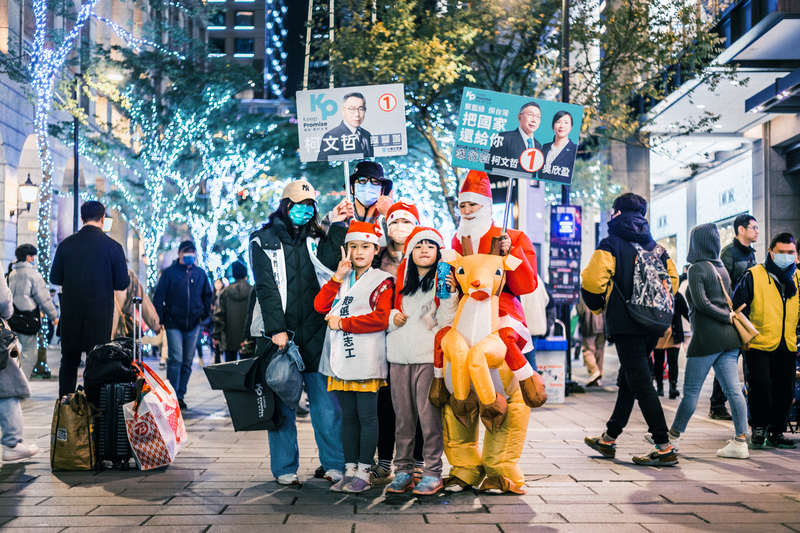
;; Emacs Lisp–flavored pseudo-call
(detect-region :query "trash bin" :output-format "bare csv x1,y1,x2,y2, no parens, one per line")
535,320,568,404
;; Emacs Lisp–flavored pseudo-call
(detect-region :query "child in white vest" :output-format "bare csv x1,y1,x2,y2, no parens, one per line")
385,227,458,495
315,221,394,493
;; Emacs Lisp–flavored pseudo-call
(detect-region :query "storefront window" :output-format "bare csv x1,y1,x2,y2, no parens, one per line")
657,235,677,266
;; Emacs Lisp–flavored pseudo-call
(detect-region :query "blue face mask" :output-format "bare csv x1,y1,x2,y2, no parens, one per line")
772,252,796,270
288,204,315,226
183,254,196,266
355,182,382,207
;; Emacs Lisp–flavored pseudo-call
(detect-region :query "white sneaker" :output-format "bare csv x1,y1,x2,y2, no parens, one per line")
717,439,749,459
324,469,344,483
644,432,680,453
2,443,40,462
276,474,299,485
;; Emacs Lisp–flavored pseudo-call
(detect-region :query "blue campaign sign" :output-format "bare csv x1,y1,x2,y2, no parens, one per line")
452,88,585,186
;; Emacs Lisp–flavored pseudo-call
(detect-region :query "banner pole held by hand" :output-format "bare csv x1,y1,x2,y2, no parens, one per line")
343,160,352,204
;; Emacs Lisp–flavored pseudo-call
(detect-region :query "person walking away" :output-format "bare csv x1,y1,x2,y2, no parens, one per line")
581,192,679,466
112,268,161,339
576,294,605,387
711,214,759,420
652,290,689,398
153,240,212,410
7,244,58,378
649,223,749,459
212,261,252,362
250,179,348,485
315,222,394,493
51,201,129,398
732,232,799,449
385,227,457,495
0,264,40,462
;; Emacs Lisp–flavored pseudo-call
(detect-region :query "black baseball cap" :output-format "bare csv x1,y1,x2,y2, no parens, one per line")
178,240,196,253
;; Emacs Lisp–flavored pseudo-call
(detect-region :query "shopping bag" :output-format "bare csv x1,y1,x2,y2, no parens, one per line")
265,341,305,409
225,356,283,431
135,361,187,452
203,356,260,391
123,392,175,470
50,387,98,471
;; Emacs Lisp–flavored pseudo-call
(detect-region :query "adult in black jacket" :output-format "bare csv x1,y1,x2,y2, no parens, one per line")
710,214,758,420
250,179,348,485
153,240,212,408
581,193,680,466
51,201,129,398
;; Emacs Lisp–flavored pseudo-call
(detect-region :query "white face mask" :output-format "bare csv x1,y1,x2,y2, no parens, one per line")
387,222,414,245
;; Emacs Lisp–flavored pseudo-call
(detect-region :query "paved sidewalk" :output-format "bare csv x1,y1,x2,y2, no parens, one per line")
1,346,800,532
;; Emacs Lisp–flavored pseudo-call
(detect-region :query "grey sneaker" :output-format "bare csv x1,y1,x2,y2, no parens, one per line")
644,432,680,453
341,476,371,493
386,472,415,493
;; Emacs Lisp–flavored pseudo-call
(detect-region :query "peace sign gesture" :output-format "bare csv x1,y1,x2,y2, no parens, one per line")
334,246,353,280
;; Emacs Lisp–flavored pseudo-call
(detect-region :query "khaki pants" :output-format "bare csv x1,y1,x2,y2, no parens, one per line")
582,334,605,376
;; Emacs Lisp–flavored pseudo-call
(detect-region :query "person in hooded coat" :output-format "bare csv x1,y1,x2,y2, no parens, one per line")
212,261,252,361
581,193,679,467
653,224,749,459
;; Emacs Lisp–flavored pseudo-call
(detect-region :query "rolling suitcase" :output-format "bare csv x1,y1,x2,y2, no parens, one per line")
95,297,144,470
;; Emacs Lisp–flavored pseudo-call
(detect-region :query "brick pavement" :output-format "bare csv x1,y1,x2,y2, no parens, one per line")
1,345,800,532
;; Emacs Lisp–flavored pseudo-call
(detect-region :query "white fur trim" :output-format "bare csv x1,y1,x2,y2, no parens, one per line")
405,229,444,254
498,315,533,353
387,209,418,225
345,231,380,245
459,191,492,208
434,367,444,377
512,363,534,382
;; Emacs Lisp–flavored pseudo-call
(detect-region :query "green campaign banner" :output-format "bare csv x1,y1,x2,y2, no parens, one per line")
452,88,585,186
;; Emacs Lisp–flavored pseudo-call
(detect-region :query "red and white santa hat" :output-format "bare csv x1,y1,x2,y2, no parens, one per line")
459,170,493,210
345,221,381,245
386,201,420,226
394,226,446,312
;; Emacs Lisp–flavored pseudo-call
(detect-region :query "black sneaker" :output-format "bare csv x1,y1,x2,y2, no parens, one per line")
632,445,678,466
709,407,732,420
584,435,616,458
750,427,768,448
178,399,188,410
314,465,326,478
766,433,797,449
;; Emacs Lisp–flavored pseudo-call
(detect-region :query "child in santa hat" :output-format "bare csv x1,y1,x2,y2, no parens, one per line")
314,221,395,493
385,227,458,495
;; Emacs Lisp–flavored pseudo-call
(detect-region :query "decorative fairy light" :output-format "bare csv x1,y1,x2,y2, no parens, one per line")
264,0,287,98
92,15,187,60
81,86,234,289
183,129,272,277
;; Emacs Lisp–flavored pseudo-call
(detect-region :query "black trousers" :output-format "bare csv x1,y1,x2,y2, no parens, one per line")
710,376,728,409
653,347,679,384
59,349,84,398
607,334,669,444
744,347,796,432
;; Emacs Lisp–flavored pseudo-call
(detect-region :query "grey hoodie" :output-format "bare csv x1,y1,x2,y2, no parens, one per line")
685,224,741,357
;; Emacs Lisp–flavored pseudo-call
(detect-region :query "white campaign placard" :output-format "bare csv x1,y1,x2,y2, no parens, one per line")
296,84,408,163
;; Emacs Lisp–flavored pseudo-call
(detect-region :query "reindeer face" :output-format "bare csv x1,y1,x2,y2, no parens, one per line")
442,250,522,301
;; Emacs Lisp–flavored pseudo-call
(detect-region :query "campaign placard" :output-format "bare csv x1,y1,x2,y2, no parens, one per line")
296,84,408,162
452,88,585,185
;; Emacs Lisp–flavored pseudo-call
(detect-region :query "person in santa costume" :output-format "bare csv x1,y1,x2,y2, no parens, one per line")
449,170,539,400
431,169,543,494
315,221,395,493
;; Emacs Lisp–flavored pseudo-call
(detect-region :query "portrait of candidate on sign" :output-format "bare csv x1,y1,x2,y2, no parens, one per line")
296,83,407,163
452,87,584,187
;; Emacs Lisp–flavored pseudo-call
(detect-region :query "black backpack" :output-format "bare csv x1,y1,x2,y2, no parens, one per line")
614,242,675,335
